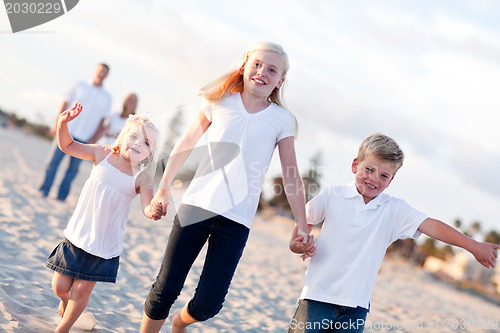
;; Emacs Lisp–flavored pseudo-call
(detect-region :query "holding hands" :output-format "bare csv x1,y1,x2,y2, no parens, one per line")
146,201,164,221
152,187,169,217
290,227,316,261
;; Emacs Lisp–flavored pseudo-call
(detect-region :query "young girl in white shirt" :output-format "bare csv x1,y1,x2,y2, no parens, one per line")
140,42,310,333
46,103,163,333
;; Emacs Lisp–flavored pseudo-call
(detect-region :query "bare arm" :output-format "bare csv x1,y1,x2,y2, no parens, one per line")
418,218,499,268
278,136,309,239
137,173,163,220
152,109,211,215
57,103,100,162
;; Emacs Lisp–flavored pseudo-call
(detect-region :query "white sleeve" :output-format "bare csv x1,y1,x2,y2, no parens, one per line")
391,199,428,240
200,97,213,122
277,111,296,142
305,187,330,226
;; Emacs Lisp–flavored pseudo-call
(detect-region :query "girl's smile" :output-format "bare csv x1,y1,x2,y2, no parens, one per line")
241,50,285,97
120,126,155,166
253,77,266,85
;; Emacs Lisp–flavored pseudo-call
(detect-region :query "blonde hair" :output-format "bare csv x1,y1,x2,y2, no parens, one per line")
358,133,405,171
199,42,290,106
111,115,160,168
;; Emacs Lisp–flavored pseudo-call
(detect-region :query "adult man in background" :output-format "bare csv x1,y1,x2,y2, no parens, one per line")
39,63,112,201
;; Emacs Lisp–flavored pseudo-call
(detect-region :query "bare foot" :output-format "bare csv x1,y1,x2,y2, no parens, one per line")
58,299,68,317
172,310,188,333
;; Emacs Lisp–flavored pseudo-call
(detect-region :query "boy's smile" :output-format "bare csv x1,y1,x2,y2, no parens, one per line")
352,155,397,204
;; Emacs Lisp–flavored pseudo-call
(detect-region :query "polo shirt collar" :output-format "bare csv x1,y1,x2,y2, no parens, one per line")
345,182,361,199
345,182,390,208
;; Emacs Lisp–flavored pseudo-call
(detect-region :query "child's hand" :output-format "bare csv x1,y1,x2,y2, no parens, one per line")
59,103,83,124
300,251,315,261
152,188,169,217
290,234,316,261
472,241,499,269
297,228,310,245
149,201,163,221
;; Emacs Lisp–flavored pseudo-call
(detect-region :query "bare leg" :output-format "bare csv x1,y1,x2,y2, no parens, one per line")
51,272,74,317
140,312,166,333
172,304,198,333
55,279,96,333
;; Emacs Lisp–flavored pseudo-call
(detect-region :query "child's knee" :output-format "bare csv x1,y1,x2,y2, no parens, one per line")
71,280,95,299
52,283,69,297
51,274,72,296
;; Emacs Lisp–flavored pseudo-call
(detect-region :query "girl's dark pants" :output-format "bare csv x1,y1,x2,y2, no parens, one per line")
144,205,249,321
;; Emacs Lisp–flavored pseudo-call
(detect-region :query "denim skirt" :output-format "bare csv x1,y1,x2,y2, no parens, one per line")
46,238,119,283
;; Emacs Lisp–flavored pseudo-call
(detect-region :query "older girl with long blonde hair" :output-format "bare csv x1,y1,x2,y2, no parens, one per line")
141,42,310,333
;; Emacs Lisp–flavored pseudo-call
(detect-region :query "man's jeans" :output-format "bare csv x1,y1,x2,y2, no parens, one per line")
39,140,83,201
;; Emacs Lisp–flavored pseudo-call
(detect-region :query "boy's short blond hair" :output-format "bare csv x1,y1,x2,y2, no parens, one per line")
358,133,405,171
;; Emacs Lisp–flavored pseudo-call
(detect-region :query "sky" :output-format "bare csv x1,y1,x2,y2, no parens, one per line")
1,0,499,233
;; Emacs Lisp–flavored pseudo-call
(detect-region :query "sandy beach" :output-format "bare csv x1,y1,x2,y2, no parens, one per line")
0,127,498,333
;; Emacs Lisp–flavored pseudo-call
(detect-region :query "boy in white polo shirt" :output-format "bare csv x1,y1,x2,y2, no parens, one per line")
287,133,499,333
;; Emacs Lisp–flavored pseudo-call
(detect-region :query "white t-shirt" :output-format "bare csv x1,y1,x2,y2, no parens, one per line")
103,112,127,145
300,184,428,309
181,93,296,228
66,81,112,142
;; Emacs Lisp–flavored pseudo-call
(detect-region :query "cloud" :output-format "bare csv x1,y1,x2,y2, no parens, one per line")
450,139,500,198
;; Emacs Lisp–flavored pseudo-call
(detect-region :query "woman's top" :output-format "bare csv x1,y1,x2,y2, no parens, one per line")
103,112,127,145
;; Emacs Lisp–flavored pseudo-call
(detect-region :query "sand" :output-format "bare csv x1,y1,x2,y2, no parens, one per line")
0,127,498,332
